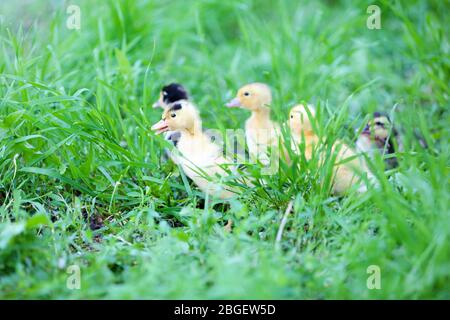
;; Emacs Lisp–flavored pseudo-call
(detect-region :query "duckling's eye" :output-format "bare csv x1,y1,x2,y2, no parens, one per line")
290,115,294,119
244,92,250,96
171,113,176,118
375,121,384,127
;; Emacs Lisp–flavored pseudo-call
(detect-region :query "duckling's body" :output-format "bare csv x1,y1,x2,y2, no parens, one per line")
245,108,281,163
289,104,320,160
291,132,320,161
289,104,372,195
152,101,238,199
227,83,282,165
176,132,235,199
329,142,371,194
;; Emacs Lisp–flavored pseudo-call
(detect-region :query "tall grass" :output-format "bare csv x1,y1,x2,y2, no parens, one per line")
0,0,448,299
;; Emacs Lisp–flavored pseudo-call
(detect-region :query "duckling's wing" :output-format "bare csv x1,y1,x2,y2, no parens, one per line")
166,131,181,147
159,131,181,164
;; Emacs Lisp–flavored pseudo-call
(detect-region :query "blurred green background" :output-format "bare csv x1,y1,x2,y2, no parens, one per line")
0,0,448,298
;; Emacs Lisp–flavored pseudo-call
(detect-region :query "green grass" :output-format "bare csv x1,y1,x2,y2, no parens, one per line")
0,0,448,299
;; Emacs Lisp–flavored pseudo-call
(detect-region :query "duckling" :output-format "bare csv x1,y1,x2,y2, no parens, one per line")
151,101,240,200
226,83,283,166
289,104,320,160
356,112,399,169
289,104,373,195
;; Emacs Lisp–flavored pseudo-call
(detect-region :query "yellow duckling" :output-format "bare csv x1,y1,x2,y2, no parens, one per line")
226,83,282,166
289,104,373,195
289,104,320,160
151,101,239,200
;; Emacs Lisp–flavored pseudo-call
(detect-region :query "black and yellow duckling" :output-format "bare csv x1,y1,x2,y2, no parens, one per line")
356,112,400,169
153,83,189,110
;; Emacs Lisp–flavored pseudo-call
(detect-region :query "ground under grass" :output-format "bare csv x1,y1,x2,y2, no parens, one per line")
0,0,448,299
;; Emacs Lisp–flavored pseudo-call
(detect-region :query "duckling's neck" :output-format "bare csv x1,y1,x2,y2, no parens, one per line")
180,121,203,138
294,129,317,143
249,106,272,125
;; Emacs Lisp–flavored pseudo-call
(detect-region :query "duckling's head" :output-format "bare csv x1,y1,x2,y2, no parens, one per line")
151,101,200,135
289,104,316,135
153,83,188,109
226,83,272,111
362,112,393,140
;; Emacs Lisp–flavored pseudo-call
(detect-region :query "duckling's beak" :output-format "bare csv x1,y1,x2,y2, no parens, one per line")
362,124,371,135
151,119,169,135
226,97,241,108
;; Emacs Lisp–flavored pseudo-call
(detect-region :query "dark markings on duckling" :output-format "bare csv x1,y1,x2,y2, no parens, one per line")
162,83,188,104
162,130,219,162
167,131,181,147
161,131,181,162
374,112,398,155
358,111,399,169
169,103,183,112
158,84,186,163
375,112,398,168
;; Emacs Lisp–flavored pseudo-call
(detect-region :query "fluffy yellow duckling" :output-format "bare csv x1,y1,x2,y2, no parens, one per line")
289,104,373,195
226,83,282,166
289,104,320,160
151,101,239,199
